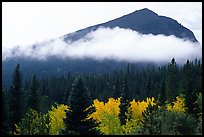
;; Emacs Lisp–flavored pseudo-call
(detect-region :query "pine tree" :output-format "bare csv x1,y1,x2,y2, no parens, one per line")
112,75,120,99
165,58,178,102
8,64,24,133
119,76,130,126
28,75,40,112
182,60,200,117
140,104,161,135
64,76,99,135
158,78,166,105
63,87,70,104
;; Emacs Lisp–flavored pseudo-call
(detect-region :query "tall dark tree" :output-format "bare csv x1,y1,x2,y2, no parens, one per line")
119,76,130,126
157,78,166,105
140,104,161,135
181,60,200,117
112,75,120,99
8,64,24,133
165,58,178,102
64,76,99,135
27,75,41,112
63,87,70,104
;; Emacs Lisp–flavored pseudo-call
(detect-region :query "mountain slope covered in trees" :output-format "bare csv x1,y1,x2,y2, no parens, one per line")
2,58,202,135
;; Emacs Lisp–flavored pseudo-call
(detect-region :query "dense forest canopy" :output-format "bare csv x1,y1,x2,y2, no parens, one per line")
2,58,202,135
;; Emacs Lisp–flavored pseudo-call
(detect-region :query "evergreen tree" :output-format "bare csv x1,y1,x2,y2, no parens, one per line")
8,64,24,133
158,78,166,105
112,75,120,99
28,75,40,112
165,58,178,102
64,76,99,135
63,87,70,104
140,104,161,135
182,60,200,117
24,79,29,91
119,76,130,126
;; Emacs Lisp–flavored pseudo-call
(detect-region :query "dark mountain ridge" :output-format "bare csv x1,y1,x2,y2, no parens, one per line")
63,8,197,43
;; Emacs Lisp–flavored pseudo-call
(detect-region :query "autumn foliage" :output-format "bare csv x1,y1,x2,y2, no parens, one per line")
14,104,69,135
14,95,200,135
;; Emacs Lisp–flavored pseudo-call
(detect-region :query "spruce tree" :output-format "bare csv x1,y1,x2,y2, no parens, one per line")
182,60,200,118
119,76,130,126
140,104,161,135
8,64,24,133
165,58,178,102
28,75,40,112
158,78,166,105
64,76,98,135
63,87,70,104
113,75,120,99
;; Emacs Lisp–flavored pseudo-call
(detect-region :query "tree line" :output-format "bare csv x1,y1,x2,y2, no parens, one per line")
2,58,202,135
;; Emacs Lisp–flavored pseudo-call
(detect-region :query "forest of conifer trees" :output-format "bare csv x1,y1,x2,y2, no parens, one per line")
2,58,202,135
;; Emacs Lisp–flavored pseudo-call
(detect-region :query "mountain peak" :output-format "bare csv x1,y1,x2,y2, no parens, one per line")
125,8,158,19
134,8,157,15
63,8,198,43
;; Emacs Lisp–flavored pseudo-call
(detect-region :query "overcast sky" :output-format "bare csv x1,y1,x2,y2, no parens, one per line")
2,2,202,50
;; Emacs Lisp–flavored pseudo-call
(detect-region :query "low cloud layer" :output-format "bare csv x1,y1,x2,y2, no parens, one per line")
2,27,202,64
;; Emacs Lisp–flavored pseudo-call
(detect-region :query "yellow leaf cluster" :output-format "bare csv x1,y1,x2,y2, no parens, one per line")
89,97,157,135
128,100,147,122
88,98,121,135
89,97,120,122
48,104,69,135
146,97,156,106
166,96,187,113
127,97,156,126
98,111,122,135
104,98,120,116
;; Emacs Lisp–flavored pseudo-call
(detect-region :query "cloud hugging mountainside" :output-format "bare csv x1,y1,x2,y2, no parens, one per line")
3,8,201,61
2,8,202,85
